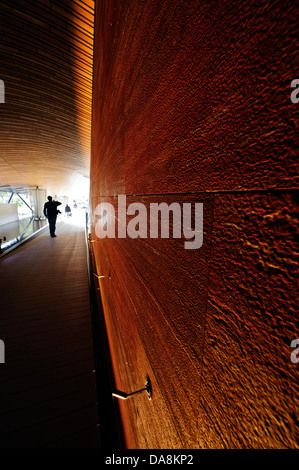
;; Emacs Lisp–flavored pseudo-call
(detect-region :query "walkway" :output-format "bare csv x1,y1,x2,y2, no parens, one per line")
0,217,101,449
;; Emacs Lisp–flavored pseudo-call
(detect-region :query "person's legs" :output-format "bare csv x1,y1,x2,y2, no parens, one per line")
48,217,57,237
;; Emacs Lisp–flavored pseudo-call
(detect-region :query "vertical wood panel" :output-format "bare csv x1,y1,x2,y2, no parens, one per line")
91,0,298,449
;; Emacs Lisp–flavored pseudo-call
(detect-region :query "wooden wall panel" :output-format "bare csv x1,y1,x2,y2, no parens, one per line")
91,191,298,448
200,191,298,448
90,0,298,449
91,0,298,199
91,194,214,447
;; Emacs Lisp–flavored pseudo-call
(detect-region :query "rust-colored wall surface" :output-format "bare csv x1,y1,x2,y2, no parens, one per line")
90,0,298,448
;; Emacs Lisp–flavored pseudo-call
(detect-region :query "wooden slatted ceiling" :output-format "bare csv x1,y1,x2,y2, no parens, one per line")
0,0,94,197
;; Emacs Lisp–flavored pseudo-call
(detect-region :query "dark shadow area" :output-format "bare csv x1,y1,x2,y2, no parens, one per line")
85,213,125,449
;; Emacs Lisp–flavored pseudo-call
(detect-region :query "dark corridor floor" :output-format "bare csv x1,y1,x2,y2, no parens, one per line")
0,219,101,449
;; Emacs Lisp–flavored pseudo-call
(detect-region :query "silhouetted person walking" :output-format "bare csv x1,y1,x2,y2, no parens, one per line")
65,204,71,217
43,196,62,237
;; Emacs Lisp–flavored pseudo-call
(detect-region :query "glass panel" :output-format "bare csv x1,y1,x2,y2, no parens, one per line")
0,217,47,253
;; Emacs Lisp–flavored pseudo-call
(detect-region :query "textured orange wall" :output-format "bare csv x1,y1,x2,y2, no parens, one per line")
90,0,298,448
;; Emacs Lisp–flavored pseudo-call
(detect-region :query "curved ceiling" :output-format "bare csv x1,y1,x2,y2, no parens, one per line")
0,0,94,199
